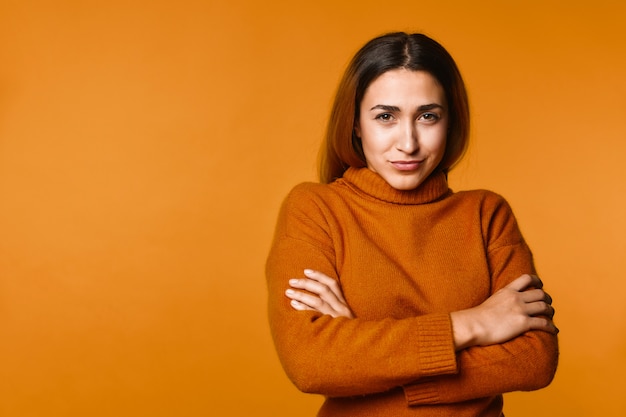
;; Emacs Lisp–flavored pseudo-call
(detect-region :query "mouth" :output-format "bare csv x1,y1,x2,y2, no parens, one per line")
390,160,423,171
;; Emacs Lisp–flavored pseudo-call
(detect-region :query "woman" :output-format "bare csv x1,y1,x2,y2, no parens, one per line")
266,32,558,416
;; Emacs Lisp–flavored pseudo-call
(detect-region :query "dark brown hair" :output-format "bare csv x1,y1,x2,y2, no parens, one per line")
319,32,470,183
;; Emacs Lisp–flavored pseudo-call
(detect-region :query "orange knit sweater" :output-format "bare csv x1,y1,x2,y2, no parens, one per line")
266,167,558,417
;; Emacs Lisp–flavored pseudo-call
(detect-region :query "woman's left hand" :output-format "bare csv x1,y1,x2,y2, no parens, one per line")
285,269,354,318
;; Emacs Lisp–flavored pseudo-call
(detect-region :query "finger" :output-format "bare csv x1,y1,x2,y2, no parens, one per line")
527,316,559,334
290,279,351,315
519,288,547,303
524,300,555,319
506,274,543,292
289,278,339,305
544,291,553,306
286,289,352,318
289,278,327,294
289,299,316,312
285,288,325,310
519,288,554,307
303,269,347,303
289,277,347,313
286,288,339,315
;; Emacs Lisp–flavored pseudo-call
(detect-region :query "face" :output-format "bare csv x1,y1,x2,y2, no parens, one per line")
354,69,448,191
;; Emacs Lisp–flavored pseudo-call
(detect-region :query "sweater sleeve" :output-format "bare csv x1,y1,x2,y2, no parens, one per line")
403,194,559,405
266,184,458,398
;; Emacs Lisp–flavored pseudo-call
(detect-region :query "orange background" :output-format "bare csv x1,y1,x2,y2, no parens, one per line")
1,1,625,416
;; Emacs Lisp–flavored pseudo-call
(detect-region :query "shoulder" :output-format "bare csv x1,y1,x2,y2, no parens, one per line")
455,189,524,248
285,181,329,202
273,182,347,248
282,180,350,211
452,189,514,215
275,181,344,229
282,182,329,212
454,188,507,203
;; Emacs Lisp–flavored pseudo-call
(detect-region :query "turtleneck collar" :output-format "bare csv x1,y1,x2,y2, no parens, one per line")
339,167,450,205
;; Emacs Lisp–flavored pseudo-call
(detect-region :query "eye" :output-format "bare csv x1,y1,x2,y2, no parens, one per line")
375,113,394,122
419,112,440,122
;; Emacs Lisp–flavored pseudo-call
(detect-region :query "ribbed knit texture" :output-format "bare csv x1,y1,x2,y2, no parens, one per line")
266,167,558,417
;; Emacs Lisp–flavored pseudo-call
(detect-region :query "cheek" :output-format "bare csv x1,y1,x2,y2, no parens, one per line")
359,133,386,168
360,139,376,164
432,138,446,160
359,124,377,151
360,130,387,156
436,133,447,152
427,127,448,156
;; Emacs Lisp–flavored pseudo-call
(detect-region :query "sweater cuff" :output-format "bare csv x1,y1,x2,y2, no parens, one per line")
404,377,439,405
403,313,458,406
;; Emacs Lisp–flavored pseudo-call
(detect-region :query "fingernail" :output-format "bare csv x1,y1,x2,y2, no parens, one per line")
304,269,314,275
289,279,298,285
285,289,294,296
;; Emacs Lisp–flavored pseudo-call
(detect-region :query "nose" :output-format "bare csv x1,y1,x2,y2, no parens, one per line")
396,120,419,154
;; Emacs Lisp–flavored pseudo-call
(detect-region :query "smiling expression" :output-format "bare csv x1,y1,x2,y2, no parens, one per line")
354,69,448,191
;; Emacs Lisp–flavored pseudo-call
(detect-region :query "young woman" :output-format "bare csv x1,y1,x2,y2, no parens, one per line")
266,32,559,417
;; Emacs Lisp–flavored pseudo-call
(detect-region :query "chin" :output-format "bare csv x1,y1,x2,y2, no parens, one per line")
386,176,424,191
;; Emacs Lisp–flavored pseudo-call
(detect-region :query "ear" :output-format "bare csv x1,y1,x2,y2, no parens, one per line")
353,120,361,138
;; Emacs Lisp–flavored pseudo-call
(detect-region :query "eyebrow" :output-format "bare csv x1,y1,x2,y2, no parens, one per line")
369,103,444,112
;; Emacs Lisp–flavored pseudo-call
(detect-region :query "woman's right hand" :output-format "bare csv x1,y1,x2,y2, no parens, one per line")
450,274,558,351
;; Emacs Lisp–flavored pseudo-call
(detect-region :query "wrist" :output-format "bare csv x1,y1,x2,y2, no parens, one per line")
450,309,481,351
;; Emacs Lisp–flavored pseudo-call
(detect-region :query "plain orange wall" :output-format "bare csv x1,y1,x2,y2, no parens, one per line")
1,1,625,416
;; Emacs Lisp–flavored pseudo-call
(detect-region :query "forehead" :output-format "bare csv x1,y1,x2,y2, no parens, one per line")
362,69,446,105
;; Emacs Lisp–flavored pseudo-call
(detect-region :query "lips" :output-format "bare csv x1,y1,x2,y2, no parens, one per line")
390,160,422,171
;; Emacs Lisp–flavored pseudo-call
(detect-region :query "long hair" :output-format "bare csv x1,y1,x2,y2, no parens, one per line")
319,32,470,184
